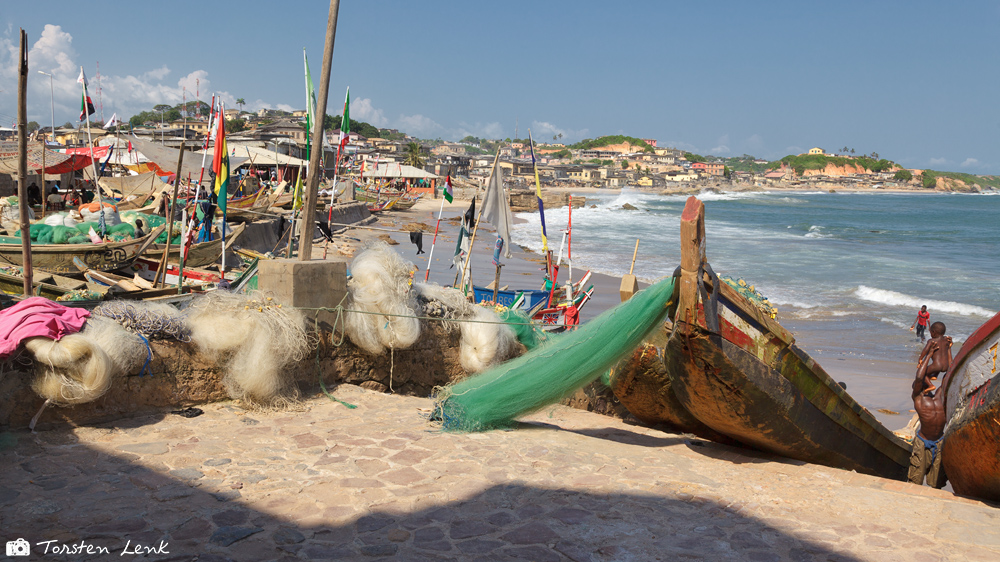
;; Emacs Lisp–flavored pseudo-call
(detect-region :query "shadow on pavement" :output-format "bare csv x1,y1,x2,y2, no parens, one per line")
0,427,862,562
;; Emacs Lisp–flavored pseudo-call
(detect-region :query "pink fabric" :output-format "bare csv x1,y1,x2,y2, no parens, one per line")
0,297,91,359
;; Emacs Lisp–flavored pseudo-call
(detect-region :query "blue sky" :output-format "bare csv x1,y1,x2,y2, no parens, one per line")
2,1,998,172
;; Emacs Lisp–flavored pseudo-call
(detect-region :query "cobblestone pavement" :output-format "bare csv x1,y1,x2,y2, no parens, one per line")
2,385,998,561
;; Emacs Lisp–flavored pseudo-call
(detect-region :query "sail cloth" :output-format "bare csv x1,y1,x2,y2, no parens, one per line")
480,152,513,259
128,136,247,185
94,171,163,198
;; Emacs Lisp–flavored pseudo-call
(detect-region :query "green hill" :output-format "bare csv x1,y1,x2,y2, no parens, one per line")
569,135,654,153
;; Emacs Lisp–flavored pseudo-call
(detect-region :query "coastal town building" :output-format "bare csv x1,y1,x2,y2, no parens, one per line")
808,147,825,155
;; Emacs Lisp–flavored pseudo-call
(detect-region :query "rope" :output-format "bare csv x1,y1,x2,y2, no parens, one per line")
297,305,544,327
313,309,356,409
136,334,152,377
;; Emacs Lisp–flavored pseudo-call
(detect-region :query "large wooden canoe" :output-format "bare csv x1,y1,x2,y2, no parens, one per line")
0,226,164,275
143,223,246,268
658,197,910,479
941,310,1000,500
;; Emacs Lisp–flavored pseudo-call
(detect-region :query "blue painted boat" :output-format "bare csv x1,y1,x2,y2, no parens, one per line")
472,286,549,311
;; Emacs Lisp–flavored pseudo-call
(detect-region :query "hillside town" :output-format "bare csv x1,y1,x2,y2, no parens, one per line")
6,104,995,196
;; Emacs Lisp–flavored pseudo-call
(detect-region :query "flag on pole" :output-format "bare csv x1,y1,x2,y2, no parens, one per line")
103,113,117,129
292,166,304,210
212,102,230,214
452,198,475,269
528,130,548,252
303,49,317,160
480,152,512,259
78,68,96,122
444,174,454,203
338,87,350,156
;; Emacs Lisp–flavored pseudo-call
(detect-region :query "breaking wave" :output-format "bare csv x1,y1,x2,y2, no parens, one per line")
856,286,994,318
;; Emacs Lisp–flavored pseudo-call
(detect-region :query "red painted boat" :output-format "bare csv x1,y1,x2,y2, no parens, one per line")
940,310,1000,500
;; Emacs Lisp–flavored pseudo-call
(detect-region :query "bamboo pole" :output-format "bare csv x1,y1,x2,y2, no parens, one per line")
16,29,31,296
154,142,185,288
299,0,341,261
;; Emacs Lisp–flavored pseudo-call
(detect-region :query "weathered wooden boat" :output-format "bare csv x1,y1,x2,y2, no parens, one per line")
656,197,911,479
0,267,106,303
940,310,1000,500
143,223,246,268
0,226,164,276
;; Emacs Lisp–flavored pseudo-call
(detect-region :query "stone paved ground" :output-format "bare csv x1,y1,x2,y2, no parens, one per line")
2,385,999,561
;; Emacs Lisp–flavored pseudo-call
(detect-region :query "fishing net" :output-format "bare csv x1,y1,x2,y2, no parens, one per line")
185,290,310,407
414,283,518,372
26,317,149,406
50,225,78,244
344,241,421,355
496,308,550,350
721,276,777,318
91,300,189,341
66,235,90,245
432,276,676,432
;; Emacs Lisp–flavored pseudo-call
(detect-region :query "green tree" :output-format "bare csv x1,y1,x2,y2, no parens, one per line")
27,121,40,132
921,172,937,188
236,98,246,112
683,152,707,163
723,166,732,179
405,142,425,168
621,160,629,169
61,121,73,129
226,118,247,133
893,170,913,182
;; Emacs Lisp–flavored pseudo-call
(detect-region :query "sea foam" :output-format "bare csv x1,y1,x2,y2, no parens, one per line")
857,286,994,318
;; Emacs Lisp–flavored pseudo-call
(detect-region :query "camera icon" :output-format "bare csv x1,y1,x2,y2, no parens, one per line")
6,538,30,556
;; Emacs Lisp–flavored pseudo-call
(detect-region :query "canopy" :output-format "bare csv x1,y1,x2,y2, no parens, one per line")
0,141,107,175
197,144,309,168
362,161,438,179
95,171,165,197
128,136,248,185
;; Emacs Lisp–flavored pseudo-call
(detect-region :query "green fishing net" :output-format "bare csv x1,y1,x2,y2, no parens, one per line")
433,276,676,432
496,308,550,350
721,276,777,318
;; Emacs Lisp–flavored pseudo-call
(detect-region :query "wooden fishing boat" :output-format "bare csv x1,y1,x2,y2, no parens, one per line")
143,223,246,268
940,310,1000,500
0,226,164,276
656,197,910,479
0,267,106,303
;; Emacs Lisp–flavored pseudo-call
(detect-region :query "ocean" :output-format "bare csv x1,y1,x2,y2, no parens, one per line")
511,189,1000,365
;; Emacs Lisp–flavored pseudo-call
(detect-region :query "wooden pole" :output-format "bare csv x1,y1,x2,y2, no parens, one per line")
154,142,185,288
299,0,341,261
39,138,45,218
16,29,32,296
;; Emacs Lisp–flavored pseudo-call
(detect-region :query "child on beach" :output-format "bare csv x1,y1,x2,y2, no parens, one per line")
915,321,952,396
910,305,931,342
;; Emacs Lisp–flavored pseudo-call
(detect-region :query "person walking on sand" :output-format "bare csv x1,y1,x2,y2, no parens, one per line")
911,305,931,342
908,324,953,488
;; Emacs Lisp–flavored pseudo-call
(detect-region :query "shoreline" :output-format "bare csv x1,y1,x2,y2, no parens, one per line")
350,195,918,432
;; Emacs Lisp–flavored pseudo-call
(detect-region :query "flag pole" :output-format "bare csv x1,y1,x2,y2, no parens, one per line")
80,66,106,238
423,173,449,282
300,0,341,261
16,29,32,296
459,151,497,295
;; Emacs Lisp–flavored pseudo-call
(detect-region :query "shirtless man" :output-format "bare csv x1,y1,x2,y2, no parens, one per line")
908,322,953,488
916,322,952,395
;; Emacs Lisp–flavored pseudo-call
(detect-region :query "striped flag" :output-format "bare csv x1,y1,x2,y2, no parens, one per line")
78,68,95,122
212,102,229,213
444,174,454,203
528,130,548,252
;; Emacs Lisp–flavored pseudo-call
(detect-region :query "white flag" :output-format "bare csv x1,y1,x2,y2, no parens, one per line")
77,67,88,87
481,158,513,258
103,113,117,129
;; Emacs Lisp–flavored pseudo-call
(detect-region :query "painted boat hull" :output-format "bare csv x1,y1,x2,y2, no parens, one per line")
0,232,157,275
660,197,910,479
941,311,1000,500
143,224,245,268
472,286,550,311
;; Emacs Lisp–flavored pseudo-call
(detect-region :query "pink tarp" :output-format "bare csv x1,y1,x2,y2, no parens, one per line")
0,297,90,359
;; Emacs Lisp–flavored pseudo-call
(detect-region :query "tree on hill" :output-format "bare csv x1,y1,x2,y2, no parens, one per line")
683,152,707,163
570,135,653,152
226,118,247,134
893,170,913,182
236,98,245,112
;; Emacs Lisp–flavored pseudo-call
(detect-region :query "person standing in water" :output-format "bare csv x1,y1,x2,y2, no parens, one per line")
911,305,931,342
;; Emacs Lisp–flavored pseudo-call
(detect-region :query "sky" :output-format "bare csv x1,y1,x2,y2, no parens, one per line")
1,1,998,172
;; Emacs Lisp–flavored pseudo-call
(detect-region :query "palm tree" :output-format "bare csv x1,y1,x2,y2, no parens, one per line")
236,98,246,113
405,142,425,168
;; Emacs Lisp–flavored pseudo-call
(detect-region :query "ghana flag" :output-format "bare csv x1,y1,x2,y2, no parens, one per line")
212,103,229,213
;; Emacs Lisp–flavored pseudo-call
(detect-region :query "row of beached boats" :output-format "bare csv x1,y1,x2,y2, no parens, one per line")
608,196,1000,501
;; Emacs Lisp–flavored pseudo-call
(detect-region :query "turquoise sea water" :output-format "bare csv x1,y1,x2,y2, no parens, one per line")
511,189,1000,364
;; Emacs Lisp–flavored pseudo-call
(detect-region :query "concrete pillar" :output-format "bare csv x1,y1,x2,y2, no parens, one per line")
256,257,349,331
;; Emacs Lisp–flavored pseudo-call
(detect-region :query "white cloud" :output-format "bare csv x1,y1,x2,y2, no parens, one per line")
960,157,979,168
395,113,442,137
350,97,387,127
928,157,948,166
709,134,730,154
450,121,506,140
744,134,765,153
